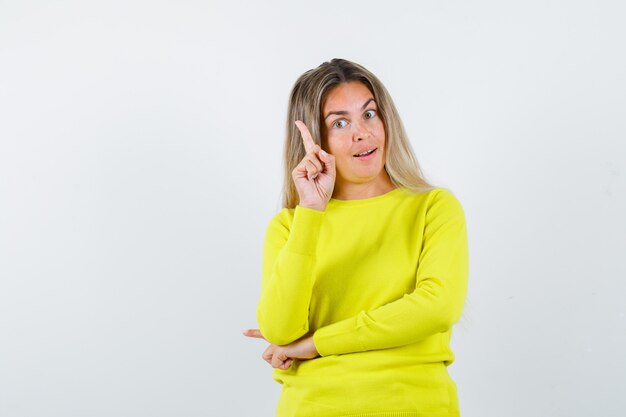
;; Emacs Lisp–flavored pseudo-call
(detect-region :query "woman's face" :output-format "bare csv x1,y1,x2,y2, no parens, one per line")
321,81,387,190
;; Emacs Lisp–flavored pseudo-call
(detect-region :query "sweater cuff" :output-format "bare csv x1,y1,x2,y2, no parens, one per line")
313,317,361,357
284,205,325,256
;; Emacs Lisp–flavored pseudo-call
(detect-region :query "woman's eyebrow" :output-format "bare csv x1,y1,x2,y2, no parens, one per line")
324,98,376,120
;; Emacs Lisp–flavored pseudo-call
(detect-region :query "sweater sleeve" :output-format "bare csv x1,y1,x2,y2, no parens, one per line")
256,205,325,346
313,189,469,356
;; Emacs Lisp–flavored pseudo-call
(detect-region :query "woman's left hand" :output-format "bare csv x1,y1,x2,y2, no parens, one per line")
243,329,319,370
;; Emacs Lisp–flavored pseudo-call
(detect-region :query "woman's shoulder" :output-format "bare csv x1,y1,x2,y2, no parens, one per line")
425,186,462,203
400,185,461,204
418,187,466,222
398,186,465,220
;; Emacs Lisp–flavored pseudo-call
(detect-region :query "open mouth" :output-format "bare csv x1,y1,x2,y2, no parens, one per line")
353,148,377,159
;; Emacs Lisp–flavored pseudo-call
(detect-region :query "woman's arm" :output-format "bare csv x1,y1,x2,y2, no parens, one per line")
256,121,334,346
313,190,469,356
256,205,325,346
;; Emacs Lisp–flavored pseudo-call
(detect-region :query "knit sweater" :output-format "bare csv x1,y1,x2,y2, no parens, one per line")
257,186,469,417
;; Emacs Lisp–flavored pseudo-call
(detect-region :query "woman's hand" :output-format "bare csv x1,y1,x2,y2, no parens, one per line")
292,121,336,212
243,328,319,370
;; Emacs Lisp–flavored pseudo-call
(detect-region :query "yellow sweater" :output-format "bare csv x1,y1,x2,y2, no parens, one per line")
257,187,469,417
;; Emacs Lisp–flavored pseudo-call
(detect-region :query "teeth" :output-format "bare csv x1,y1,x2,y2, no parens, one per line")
355,149,375,157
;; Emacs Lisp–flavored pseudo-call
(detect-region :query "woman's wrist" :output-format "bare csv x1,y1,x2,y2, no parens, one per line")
307,334,319,357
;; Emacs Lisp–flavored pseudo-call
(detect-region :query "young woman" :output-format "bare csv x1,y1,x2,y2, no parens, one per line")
244,58,469,417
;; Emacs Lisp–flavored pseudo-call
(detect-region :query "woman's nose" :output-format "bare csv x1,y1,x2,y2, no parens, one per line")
352,121,369,141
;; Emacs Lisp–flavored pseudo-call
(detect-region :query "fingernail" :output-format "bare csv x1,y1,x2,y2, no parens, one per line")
320,150,328,157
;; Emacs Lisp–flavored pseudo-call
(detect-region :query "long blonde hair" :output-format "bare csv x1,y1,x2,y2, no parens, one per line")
282,58,435,208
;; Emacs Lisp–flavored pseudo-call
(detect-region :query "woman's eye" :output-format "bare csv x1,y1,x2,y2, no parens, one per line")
333,119,348,129
364,110,376,119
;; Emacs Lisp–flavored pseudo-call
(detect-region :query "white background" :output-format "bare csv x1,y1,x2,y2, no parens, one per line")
1,1,625,416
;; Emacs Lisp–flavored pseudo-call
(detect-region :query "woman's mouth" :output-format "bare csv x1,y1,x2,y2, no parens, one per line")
353,148,377,160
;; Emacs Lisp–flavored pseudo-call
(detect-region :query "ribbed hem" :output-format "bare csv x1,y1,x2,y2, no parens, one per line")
313,318,359,357
339,411,459,417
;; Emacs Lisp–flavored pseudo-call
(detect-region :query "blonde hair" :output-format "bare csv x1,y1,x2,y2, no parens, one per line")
282,58,436,208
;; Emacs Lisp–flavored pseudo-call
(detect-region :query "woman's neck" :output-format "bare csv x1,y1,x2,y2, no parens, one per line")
332,172,396,201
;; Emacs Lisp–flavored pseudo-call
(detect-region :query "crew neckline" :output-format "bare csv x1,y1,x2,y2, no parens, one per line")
327,186,408,207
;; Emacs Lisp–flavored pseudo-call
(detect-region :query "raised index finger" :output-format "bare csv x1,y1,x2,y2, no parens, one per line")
294,120,316,153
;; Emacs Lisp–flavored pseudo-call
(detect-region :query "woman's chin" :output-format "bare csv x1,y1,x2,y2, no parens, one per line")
346,169,387,184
